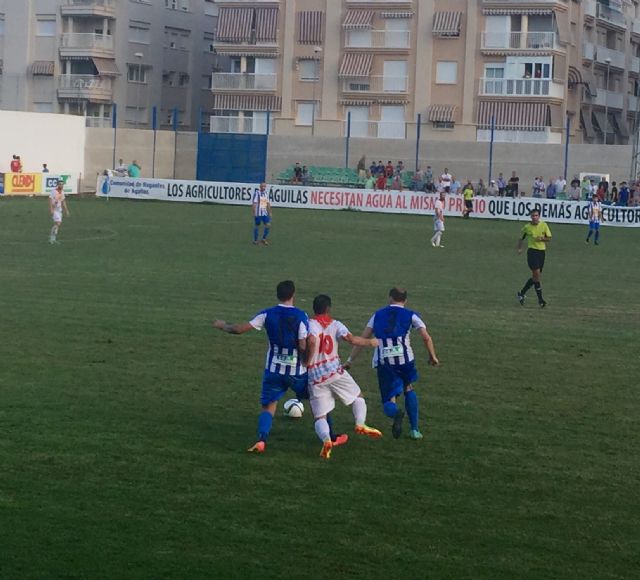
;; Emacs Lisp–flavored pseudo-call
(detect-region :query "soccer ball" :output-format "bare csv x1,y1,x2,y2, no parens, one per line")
283,399,304,418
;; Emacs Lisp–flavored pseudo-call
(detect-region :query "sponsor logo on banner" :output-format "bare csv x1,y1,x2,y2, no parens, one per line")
43,174,78,196
4,173,43,195
96,177,640,228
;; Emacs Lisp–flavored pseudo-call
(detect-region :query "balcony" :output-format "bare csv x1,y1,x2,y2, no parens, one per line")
57,75,113,103
596,3,626,29
342,76,408,94
476,127,561,145
629,95,640,113
345,30,411,50
631,56,640,75
583,42,596,61
595,46,626,69
59,33,114,58
342,120,407,139
593,89,624,109
60,0,115,18
209,115,274,134
479,78,565,99
211,73,277,91
481,31,558,52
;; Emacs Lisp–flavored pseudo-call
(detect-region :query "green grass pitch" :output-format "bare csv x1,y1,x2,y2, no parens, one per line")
1,196,639,579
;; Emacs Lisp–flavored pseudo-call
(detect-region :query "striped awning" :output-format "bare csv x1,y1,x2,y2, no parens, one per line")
92,57,119,76
592,110,607,133
381,11,414,19
581,110,595,139
340,99,374,106
432,12,462,37
216,7,253,43
477,101,548,130
483,8,553,15
212,94,281,112
255,8,278,43
428,104,456,123
612,111,629,137
297,11,324,45
30,60,54,75
338,53,373,77
343,10,374,30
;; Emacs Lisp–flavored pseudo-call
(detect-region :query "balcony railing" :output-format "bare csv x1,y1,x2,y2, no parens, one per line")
209,115,274,134
57,75,113,102
60,33,114,55
479,77,564,98
342,75,408,94
211,73,277,91
345,30,411,49
481,31,557,51
477,127,560,145
631,56,640,74
343,120,407,140
85,116,112,128
596,3,626,28
61,0,115,17
595,46,626,69
593,89,624,109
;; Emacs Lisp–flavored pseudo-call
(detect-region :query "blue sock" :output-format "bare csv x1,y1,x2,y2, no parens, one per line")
262,227,270,240
404,390,419,431
586,230,592,241
257,411,273,441
595,230,600,243
383,401,398,418
253,227,259,242
326,412,335,440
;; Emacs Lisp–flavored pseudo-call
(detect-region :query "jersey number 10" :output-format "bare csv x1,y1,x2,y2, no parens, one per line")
317,334,334,355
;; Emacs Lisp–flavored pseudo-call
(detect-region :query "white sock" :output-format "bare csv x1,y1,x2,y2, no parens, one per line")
352,397,367,426
314,418,331,442
430,232,437,244
435,232,442,246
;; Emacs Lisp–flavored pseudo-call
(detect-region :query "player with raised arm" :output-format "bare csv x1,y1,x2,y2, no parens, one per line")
517,209,552,308
586,192,605,245
306,295,382,460
49,180,70,244
252,182,272,245
346,287,439,441
213,280,309,453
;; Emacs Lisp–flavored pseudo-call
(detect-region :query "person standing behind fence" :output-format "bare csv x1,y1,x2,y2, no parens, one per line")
128,160,141,178
508,171,519,197
10,155,22,173
497,173,506,196
357,156,366,180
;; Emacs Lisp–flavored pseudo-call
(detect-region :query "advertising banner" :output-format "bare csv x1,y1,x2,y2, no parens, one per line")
96,176,640,228
42,174,79,196
3,173,43,195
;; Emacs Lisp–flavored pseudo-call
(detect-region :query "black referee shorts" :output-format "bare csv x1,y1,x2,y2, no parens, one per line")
527,248,546,271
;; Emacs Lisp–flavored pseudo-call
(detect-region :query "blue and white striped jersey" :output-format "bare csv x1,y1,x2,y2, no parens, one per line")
249,305,309,376
252,187,270,217
589,201,603,224
367,304,426,368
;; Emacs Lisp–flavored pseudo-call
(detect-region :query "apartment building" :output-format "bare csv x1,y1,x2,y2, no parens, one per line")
0,0,221,129
210,0,640,145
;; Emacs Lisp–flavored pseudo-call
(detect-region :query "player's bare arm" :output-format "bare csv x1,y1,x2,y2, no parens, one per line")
418,327,439,366
304,335,317,366
345,326,374,367
212,320,255,334
342,333,378,348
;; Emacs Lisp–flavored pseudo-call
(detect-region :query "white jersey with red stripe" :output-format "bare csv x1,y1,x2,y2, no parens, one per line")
307,317,350,386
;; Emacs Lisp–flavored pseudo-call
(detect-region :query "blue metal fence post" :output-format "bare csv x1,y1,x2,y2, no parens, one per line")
111,103,118,171
488,115,496,184
172,107,178,179
415,113,422,173
563,114,570,181
345,112,351,169
152,106,157,178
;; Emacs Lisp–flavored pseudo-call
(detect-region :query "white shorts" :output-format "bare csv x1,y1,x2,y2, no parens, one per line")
434,219,445,232
52,211,62,224
309,371,361,418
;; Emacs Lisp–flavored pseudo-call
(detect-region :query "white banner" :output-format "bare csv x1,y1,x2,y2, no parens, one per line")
42,173,80,195
96,176,640,227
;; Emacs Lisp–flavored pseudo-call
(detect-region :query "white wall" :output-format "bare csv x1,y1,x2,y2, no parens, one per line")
0,111,86,176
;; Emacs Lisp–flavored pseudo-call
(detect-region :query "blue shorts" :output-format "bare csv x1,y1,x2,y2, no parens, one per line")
261,371,309,406
376,363,419,403
589,221,600,231
254,216,271,226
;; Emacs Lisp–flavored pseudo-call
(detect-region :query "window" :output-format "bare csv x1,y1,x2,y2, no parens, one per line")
299,60,319,81
484,66,505,94
204,0,217,17
296,102,315,126
127,64,147,83
33,102,54,113
36,17,56,37
383,60,408,92
179,73,190,87
163,72,176,87
204,33,215,53
202,74,213,90
385,19,409,49
165,0,189,11
129,21,151,44
436,61,457,84
0,15,4,36
125,106,148,124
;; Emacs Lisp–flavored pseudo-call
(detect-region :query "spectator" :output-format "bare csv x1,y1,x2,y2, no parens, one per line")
377,160,385,176
554,175,566,196
450,177,461,195
497,173,506,196
508,171,519,197
475,178,487,196
128,160,141,178
568,181,580,201
385,160,394,178
292,162,302,184
486,180,498,196
357,156,366,180
610,181,618,204
115,158,128,177
570,175,581,190
440,167,452,189
598,176,609,197
395,160,405,176
365,172,376,190
301,165,311,186
580,176,591,200
412,168,424,192
546,178,556,199
391,174,403,191
375,172,387,191
618,181,630,206
532,177,544,198
425,166,434,191
10,155,22,173
42,163,50,173
369,161,378,176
